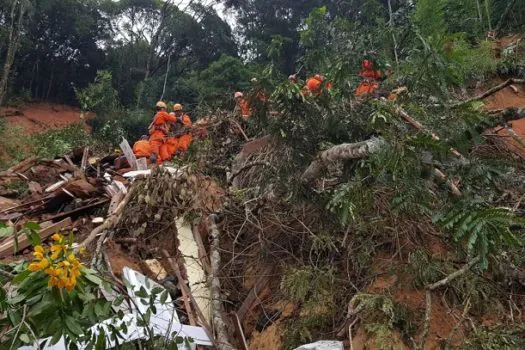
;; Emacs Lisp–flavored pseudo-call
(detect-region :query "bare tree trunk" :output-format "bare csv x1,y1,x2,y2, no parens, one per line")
208,215,235,350
495,0,517,34
387,0,399,66
45,65,54,101
475,0,483,24
0,0,28,107
160,54,171,101
302,137,387,182
136,0,173,108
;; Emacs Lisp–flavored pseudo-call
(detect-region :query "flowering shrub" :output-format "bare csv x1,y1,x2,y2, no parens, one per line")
0,225,120,348
27,233,84,291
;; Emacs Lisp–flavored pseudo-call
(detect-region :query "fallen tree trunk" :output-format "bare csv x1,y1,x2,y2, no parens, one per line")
452,79,525,107
393,106,465,160
302,137,462,196
208,214,235,350
302,137,387,183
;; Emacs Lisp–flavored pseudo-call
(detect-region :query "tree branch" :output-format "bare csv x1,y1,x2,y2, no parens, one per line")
208,214,235,350
301,137,387,182
452,79,525,107
418,257,480,349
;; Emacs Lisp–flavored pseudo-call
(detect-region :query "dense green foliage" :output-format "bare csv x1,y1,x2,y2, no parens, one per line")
2,0,525,348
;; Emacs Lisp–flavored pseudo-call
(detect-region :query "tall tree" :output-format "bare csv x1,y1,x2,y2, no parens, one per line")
0,0,30,106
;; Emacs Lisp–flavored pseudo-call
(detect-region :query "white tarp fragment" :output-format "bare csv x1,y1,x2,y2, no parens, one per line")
18,268,212,350
295,341,344,350
122,166,183,179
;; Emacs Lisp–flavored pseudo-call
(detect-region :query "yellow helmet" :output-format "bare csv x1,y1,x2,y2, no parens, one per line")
156,101,167,109
173,103,183,111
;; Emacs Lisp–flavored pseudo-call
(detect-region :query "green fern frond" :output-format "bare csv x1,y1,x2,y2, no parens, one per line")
435,205,525,269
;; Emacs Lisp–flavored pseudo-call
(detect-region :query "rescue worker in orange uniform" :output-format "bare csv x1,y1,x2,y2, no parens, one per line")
355,59,383,97
234,92,251,120
171,103,193,155
251,78,268,103
133,135,156,164
148,101,179,163
303,74,333,96
159,104,193,161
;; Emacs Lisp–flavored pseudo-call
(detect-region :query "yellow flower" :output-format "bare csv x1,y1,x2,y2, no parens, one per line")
28,259,49,272
50,244,66,260
32,245,46,260
79,247,87,255
64,275,77,291
51,233,63,242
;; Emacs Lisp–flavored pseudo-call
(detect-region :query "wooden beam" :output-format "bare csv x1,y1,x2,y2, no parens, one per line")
0,217,72,258
191,223,211,275
160,250,197,326
236,269,272,322
160,250,219,349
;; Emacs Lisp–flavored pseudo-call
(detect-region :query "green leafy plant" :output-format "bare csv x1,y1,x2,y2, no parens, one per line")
0,229,123,349
434,205,524,269
75,70,120,116
30,124,92,158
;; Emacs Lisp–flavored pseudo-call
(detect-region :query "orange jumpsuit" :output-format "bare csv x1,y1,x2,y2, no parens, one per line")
133,140,152,158
237,98,251,120
159,114,193,160
176,114,193,153
356,60,383,97
148,111,179,161
304,76,333,96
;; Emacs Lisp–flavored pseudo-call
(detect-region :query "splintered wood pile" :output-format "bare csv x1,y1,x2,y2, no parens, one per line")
0,147,132,259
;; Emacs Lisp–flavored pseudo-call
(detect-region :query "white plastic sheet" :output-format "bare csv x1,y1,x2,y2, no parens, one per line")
295,340,344,350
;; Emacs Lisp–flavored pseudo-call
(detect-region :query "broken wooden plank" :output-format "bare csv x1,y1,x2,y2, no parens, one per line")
160,250,197,326
64,155,86,180
45,180,68,193
0,195,53,214
81,147,90,172
120,138,138,170
136,157,148,171
191,223,211,275
65,179,98,198
44,199,109,222
7,156,37,174
0,217,72,258
237,268,272,322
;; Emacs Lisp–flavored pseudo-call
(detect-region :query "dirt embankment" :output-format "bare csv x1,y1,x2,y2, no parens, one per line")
1,103,92,134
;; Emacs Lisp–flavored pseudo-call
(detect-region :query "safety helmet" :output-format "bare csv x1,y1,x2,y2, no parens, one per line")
314,74,324,82
251,78,258,83
156,101,167,109
362,60,373,69
234,92,244,99
173,103,183,111
288,74,297,81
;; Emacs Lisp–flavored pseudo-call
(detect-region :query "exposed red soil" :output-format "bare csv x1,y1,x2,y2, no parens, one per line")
484,83,525,110
1,103,93,134
482,81,525,158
